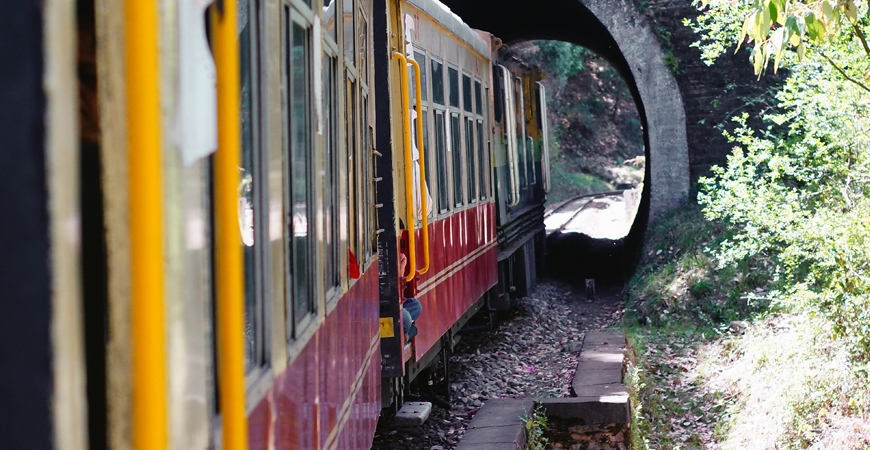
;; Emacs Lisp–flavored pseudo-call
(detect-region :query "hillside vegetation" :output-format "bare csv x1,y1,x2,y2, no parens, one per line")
624,0,870,447
512,41,645,202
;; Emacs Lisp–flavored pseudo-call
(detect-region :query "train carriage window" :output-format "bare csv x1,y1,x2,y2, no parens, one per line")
448,68,459,108
358,12,368,83
474,80,483,116
434,111,449,213
514,76,527,189
420,110,431,208
462,74,472,113
240,0,267,372
464,117,477,202
360,93,371,263
431,60,444,105
343,0,355,65
285,8,315,334
414,50,427,102
477,119,487,200
323,53,340,294
323,0,337,42
346,76,358,276
450,113,462,206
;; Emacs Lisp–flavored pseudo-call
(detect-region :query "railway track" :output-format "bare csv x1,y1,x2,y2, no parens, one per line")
544,190,637,238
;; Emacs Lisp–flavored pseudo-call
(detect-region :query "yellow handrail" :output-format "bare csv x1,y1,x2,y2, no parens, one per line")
125,0,167,447
393,52,416,282
212,3,249,450
407,58,429,276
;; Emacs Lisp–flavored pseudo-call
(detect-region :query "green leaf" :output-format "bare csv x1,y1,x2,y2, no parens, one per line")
822,0,835,25
805,12,826,41
738,12,756,52
796,41,806,60
844,0,858,24
772,26,787,72
752,44,764,75
786,16,802,47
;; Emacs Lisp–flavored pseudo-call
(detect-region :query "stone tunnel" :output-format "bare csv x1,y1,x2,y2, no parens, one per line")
442,0,691,219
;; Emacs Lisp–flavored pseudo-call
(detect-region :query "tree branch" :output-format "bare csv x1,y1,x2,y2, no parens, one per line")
851,22,870,59
818,51,870,94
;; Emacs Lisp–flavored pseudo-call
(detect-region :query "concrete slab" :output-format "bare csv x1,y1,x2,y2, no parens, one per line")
539,398,630,424
456,399,532,450
581,331,626,349
573,383,629,399
463,399,534,429
573,367,622,386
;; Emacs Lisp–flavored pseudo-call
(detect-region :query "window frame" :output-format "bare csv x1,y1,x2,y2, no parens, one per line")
282,2,317,341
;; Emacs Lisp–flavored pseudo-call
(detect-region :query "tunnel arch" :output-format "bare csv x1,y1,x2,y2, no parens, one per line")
441,0,689,217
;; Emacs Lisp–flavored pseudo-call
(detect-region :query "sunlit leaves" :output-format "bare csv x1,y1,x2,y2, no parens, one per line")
694,0,866,76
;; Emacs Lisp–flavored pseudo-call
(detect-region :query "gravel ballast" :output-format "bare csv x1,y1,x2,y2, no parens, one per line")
371,279,625,450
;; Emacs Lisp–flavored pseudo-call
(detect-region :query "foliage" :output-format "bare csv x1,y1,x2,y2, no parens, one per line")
691,0,870,89
625,202,870,448
626,201,770,329
698,56,870,360
522,404,549,450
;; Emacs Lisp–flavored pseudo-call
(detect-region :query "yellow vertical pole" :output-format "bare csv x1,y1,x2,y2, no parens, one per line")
124,0,167,448
212,2,248,450
392,52,416,282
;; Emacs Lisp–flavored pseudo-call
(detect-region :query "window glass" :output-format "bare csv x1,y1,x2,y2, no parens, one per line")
414,51,427,102
360,94,370,261
462,74,472,113
418,109,432,212
240,0,262,371
358,14,368,83
448,67,459,108
323,54,340,290
514,77,526,188
343,0,354,65
287,15,313,329
346,78,358,272
323,0,336,42
431,60,444,105
464,118,476,201
434,111,448,211
450,114,462,206
474,80,483,116
477,120,487,200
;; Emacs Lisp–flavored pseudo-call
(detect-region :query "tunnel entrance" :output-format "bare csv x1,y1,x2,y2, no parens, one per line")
442,0,690,286
442,0,689,220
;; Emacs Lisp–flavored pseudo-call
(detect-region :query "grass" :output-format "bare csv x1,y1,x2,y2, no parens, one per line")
523,404,549,450
549,160,614,203
623,199,870,449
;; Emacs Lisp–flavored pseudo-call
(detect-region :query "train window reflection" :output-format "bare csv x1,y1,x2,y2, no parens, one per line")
477,120,487,200
323,0,336,42
474,80,482,116
240,0,263,373
431,60,443,105
358,14,368,83
462,74,472,113
450,113,462,206
414,51,427,102
464,117,476,201
448,67,459,108
323,54,340,292
343,0,354,65
434,111,448,212
287,14,314,333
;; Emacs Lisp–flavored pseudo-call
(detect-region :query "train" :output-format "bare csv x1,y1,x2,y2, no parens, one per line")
2,0,550,448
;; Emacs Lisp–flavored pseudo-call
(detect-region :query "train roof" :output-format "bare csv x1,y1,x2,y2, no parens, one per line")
406,0,491,58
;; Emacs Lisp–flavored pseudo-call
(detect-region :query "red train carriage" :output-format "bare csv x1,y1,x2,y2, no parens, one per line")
378,0,500,404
